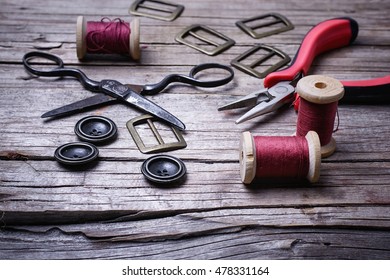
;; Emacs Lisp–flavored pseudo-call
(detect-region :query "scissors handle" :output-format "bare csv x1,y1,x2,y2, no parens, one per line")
142,63,234,95
23,51,100,92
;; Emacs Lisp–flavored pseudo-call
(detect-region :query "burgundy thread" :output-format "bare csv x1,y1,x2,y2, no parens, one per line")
253,136,310,179
86,18,130,55
296,98,338,145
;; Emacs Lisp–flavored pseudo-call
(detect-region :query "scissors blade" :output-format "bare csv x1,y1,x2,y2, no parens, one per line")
122,90,186,130
41,95,117,118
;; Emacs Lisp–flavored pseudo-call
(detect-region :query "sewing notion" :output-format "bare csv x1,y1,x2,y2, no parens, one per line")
231,44,291,79
236,13,294,39
76,16,140,60
175,25,235,56
126,114,187,154
129,0,184,21
240,131,321,184
296,75,344,157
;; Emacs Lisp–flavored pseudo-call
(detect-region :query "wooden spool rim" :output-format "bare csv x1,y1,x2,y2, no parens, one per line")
305,131,321,183
320,137,337,158
297,75,344,104
239,131,256,184
76,15,87,60
129,18,140,60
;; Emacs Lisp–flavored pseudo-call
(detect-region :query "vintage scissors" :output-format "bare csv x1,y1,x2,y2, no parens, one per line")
23,51,234,130
218,18,390,124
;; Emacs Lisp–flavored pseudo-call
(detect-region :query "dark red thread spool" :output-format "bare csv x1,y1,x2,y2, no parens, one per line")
296,75,344,158
76,16,140,60
239,131,321,184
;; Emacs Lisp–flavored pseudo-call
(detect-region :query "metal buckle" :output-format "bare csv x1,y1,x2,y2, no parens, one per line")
175,25,235,56
126,114,187,154
129,0,184,21
231,44,291,79
236,13,294,39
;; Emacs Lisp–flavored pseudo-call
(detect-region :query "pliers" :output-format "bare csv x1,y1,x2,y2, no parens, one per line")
218,17,390,124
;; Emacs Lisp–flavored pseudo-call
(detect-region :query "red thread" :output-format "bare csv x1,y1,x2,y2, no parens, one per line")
86,18,130,55
253,136,310,179
296,98,338,145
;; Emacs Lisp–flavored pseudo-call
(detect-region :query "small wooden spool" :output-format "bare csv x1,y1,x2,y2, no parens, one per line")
296,75,344,158
239,131,321,184
76,16,140,60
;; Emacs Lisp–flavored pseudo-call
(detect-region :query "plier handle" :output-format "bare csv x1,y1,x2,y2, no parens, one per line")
219,17,390,123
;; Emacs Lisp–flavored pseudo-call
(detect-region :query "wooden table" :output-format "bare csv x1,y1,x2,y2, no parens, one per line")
1,0,389,259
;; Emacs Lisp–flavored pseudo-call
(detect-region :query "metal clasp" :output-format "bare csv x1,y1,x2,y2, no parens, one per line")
231,44,291,79
175,25,235,56
127,114,187,154
129,0,184,21
236,13,294,39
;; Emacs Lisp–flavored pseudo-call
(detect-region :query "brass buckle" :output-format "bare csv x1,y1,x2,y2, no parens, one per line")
175,25,235,56
129,0,184,21
236,13,294,39
231,44,291,79
126,114,187,154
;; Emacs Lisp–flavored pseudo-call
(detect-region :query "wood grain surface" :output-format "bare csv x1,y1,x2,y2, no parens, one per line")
0,0,389,259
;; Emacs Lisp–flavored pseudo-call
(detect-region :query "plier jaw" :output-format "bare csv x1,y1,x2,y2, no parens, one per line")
218,81,296,124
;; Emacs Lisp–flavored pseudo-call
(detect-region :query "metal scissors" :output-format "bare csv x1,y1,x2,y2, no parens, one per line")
218,18,390,124
23,51,234,130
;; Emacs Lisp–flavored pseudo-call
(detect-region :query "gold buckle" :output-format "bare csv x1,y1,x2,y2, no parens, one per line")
129,0,184,21
175,25,235,56
236,13,294,39
231,44,290,79
126,114,187,154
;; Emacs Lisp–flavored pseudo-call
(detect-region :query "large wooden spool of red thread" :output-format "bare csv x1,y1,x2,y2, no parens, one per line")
296,75,344,158
239,131,321,184
76,16,140,60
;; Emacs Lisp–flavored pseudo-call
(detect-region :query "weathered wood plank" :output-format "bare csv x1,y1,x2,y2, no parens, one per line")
1,160,390,220
7,206,390,240
0,227,389,259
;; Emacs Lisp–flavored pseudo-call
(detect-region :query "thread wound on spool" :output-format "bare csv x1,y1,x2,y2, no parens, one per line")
239,131,321,184
86,18,130,54
296,75,344,158
76,16,140,60
297,99,337,145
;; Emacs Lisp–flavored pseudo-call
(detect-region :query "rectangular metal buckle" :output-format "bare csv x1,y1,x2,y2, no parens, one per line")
236,13,294,39
126,114,187,154
231,44,291,79
129,0,184,21
175,25,235,56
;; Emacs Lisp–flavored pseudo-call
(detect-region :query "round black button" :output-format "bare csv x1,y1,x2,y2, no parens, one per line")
141,155,186,184
75,116,117,144
54,142,99,165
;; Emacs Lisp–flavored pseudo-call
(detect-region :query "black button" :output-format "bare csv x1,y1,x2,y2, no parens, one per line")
141,155,186,184
54,142,99,165
75,116,117,144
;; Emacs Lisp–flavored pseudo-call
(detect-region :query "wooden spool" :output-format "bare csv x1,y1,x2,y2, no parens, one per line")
239,131,321,184
296,75,344,158
76,16,140,60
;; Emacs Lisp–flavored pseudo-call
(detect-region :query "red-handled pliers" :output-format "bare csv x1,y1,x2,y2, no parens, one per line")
218,17,390,123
